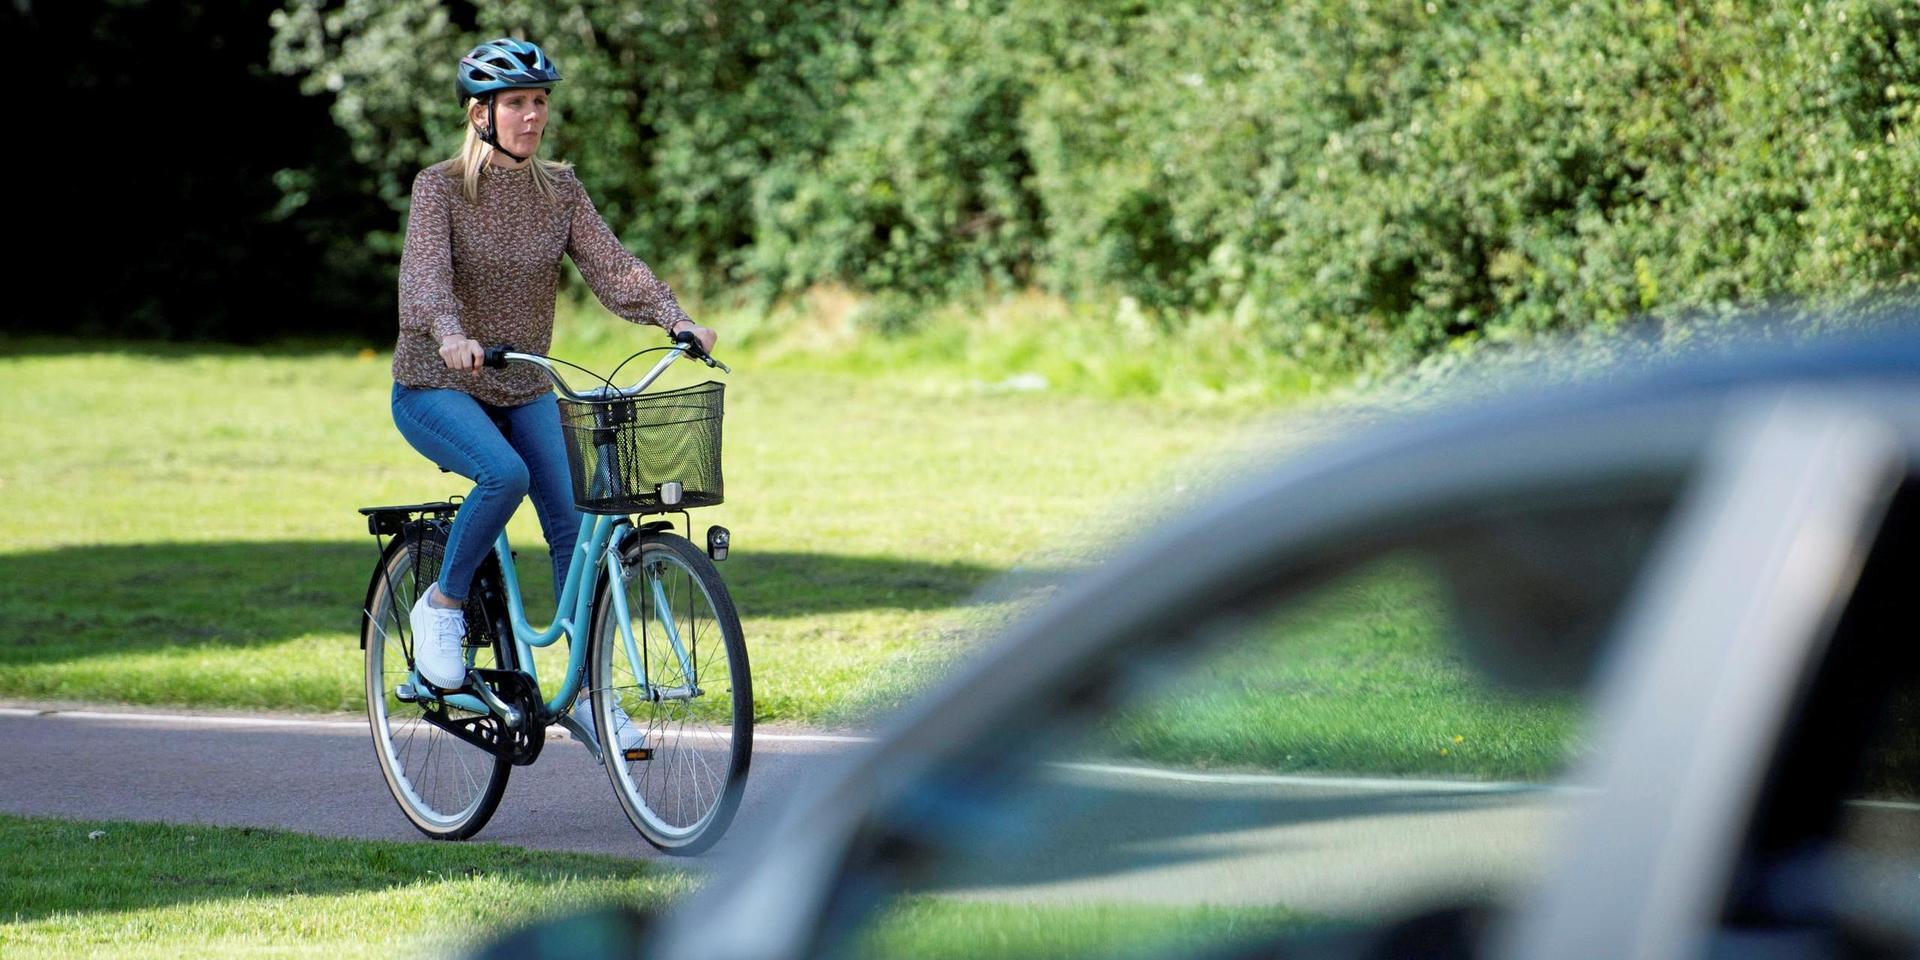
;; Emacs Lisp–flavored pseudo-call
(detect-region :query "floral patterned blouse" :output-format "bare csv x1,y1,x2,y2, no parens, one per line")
394,160,691,406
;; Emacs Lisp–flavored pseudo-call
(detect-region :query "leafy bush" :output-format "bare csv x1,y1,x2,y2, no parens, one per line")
267,0,1920,366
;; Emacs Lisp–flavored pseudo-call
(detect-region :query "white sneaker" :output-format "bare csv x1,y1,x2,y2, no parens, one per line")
409,589,469,689
571,697,648,753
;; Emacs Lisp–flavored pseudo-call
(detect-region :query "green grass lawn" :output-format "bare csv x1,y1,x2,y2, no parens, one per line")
1,325,1597,781
0,332,1279,730
0,814,1316,959
0,814,689,959
849,897,1315,960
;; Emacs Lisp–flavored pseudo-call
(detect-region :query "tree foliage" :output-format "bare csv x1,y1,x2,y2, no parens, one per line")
35,1,1920,360
272,0,1920,362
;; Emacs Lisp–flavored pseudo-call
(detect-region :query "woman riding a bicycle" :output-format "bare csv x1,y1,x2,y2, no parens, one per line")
391,37,714,730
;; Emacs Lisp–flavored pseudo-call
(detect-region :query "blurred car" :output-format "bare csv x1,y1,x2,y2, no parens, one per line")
486,330,1920,960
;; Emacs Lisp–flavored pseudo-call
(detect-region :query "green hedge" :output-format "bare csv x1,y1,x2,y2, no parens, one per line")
272,0,1920,366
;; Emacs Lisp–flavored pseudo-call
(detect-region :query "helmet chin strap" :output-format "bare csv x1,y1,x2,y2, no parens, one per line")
475,95,529,164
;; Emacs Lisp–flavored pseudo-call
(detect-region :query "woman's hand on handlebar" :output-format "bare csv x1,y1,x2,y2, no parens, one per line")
438,333,485,376
668,319,718,357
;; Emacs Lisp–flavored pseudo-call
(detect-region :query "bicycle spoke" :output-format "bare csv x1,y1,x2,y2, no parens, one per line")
454,732,479,797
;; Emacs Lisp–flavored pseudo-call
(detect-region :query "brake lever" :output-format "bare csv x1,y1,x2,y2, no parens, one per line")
673,330,731,374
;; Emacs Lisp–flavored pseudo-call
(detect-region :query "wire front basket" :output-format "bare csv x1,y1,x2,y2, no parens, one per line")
558,381,724,515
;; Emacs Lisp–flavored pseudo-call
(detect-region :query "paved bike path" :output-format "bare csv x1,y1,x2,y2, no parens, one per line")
0,704,862,862
9,704,1916,915
0,703,1577,915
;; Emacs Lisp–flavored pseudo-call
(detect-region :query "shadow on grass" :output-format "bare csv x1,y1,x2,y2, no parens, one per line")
0,540,1051,666
0,813,675,926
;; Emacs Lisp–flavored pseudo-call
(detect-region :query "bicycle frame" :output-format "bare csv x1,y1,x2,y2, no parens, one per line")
427,512,698,723
415,339,726,728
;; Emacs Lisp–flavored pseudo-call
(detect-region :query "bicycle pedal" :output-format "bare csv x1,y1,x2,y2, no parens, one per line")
622,748,652,761
406,673,455,698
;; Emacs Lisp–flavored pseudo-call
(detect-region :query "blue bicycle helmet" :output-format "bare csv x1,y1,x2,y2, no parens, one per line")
457,38,562,162
456,37,562,105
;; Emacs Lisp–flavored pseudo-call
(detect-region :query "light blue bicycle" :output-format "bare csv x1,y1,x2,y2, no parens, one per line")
357,332,749,855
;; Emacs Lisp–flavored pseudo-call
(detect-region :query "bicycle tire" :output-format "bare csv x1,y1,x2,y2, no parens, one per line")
589,531,752,854
362,528,512,840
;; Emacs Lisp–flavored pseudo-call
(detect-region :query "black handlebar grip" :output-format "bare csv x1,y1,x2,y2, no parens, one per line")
673,329,710,360
482,345,513,368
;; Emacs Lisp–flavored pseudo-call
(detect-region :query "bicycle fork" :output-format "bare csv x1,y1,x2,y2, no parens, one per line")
606,535,702,701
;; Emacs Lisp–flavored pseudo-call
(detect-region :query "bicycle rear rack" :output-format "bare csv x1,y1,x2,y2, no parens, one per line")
359,499,461,536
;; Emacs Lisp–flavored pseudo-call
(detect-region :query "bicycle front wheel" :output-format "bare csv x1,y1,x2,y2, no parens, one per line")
589,532,752,854
362,530,511,840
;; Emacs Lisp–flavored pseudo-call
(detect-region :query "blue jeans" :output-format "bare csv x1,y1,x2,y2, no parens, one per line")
391,383,581,601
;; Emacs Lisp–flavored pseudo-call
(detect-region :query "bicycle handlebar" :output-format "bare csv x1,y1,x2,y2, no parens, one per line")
482,330,730,402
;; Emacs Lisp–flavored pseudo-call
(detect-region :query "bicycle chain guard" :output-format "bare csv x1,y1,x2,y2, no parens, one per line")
419,669,547,766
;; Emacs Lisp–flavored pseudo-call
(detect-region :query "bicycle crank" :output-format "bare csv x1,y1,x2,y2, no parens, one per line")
412,668,548,766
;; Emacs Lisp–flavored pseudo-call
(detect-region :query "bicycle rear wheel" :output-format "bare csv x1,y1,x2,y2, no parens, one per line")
589,532,752,854
362,529,511,840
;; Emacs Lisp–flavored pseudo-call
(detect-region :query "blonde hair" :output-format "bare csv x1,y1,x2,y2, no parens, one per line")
455,96,572,204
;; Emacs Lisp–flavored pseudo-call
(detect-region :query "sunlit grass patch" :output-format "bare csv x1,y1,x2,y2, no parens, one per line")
0,814,689,959
851,896,1316,960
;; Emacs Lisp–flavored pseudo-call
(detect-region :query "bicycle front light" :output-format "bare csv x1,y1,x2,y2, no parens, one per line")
707,525,730,562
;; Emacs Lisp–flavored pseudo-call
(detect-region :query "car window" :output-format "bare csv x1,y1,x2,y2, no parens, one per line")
1829,676,1920,937
1723,482,1920,947
822,494,1675,960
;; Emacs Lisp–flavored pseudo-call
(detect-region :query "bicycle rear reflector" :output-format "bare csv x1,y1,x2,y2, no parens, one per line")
707,525,730,562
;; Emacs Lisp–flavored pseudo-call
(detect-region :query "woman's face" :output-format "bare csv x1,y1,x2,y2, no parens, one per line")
473,88,549,159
